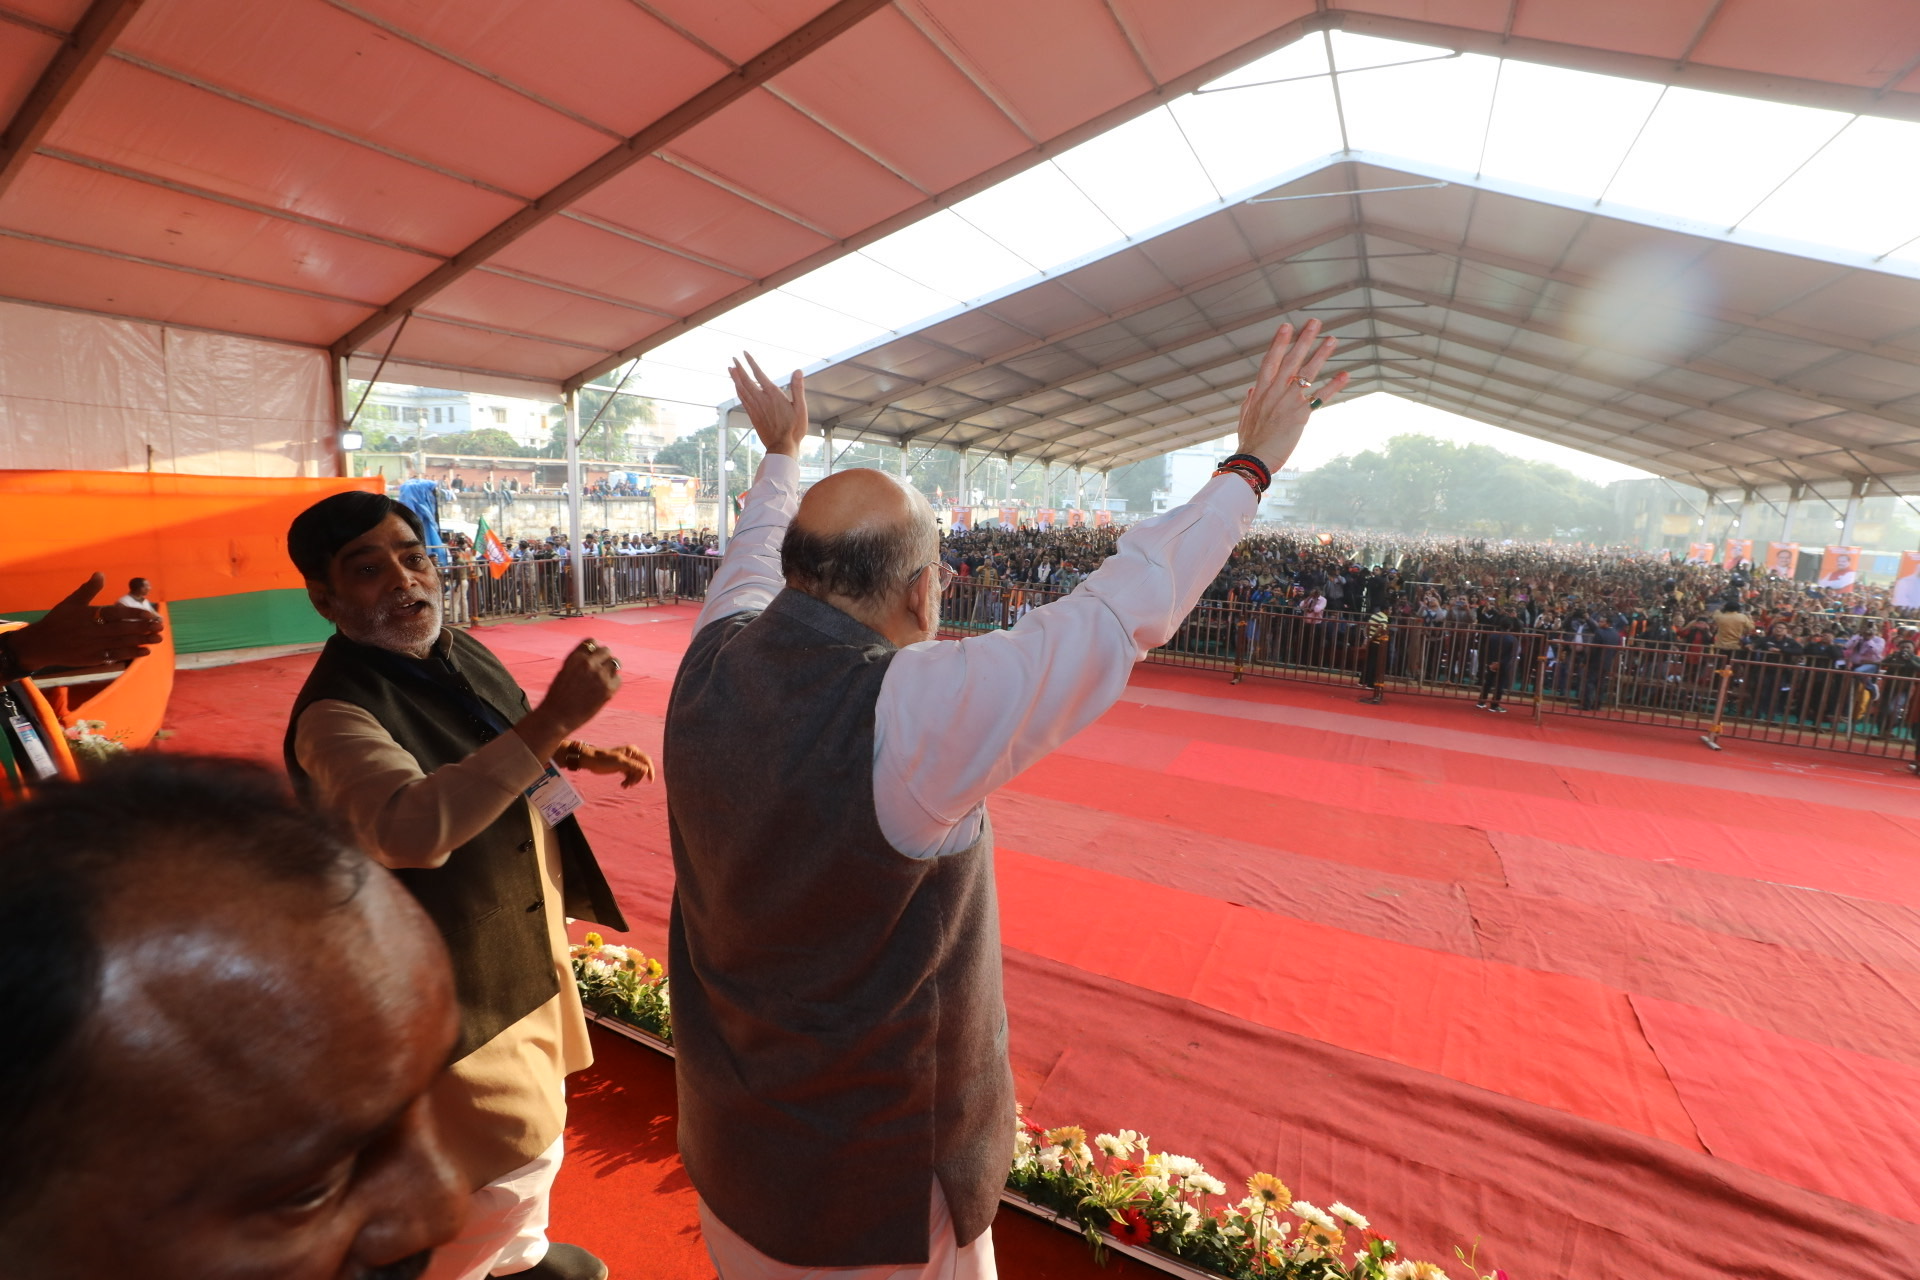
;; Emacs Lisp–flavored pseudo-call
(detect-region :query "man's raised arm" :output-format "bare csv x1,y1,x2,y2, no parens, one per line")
695,357,811,632
874,320,1348,857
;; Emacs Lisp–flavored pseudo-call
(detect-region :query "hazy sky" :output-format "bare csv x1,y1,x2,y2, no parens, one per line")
1285,391,1655,484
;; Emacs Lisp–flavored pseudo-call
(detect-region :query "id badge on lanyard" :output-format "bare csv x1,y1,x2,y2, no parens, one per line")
2,686,59,781
525,764,583,827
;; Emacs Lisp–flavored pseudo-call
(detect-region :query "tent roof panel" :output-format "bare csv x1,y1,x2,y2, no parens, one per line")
45,58,523,256
4,153,430,304
770,7,1034,192
118,0,620,199
339,0,734,138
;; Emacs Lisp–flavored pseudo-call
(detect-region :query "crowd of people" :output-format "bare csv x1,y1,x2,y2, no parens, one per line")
936,524,1920,736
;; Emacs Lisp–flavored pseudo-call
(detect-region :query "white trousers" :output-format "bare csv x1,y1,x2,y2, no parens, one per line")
423,1137,566,1280
699,1179,996,1280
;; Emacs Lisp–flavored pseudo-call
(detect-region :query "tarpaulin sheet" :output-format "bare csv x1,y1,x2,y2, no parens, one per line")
1005,754,1505,885
988,789,1482,958
1468,886,1920,1069
1494,830,1920,974
1165,737,1920,908
997,849,1701,1147
1007,951,1920,1279
0,300,334,476
1634,995,1920,1223
0,468,380,651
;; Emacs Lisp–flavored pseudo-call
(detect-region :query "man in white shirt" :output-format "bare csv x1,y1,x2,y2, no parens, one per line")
666,323,1345,1279
115,577,157,613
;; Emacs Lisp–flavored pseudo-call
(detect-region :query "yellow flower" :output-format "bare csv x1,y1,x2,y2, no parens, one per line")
1298,1220,1346,1257
645,958,664,978
1044,1125,1087,1149
1246,1173,1290,1206
582,932,604,949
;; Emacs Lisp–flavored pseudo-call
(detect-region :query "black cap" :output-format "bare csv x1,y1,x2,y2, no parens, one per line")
287,492,425,582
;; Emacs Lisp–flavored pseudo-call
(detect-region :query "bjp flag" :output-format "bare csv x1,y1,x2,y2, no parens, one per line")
1819,545,1862,589
1893,550,1920,609
1722,539,1752,570
476,515,511,580
1765,542,1800,579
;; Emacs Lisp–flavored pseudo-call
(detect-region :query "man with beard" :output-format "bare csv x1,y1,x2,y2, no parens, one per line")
284,492,650,1280
0,754,468,1280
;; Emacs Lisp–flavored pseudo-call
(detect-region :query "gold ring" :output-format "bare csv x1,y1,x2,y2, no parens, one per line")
583,640,597,653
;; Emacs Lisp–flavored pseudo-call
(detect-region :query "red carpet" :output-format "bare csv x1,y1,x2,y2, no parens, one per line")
160,606,1920,1277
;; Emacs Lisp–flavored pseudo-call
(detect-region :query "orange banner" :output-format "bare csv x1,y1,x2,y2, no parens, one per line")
1067,510,1084,527
951,507,971,530
1093,510,1112,528
0,469,382,612
1037,508,1055,528
1722,539,1752,570
1819,545,1862,589
1765,542,1800,579
1894,550,1920,609
997,507,1019,528
1686,541,1716,565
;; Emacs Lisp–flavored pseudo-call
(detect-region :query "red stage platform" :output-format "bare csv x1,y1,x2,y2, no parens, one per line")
161,605,1920,1278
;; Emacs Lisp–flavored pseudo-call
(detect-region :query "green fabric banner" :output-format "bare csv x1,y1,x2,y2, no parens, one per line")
168,589,334,654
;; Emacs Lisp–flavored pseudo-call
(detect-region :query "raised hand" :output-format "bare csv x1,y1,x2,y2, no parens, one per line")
514,638,621,762
8,573,166,672
728,353,808,458
1236,319,1349,473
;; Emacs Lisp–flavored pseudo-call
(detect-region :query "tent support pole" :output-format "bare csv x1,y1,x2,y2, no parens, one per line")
565,389,585,615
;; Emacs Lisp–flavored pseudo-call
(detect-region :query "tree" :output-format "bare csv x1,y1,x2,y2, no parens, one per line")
543,389,661,460
1105,457,1167,514
419,428,536,457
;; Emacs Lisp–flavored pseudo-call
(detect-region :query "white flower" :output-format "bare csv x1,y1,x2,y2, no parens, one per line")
1291,1200,1338,1232
1187,1173,1227,1198
1137,1172,1171,1194
1116,1128,1147,1153
1236,1195,1269,1218
1160,1154,1201,1178
1094,1132,1133,1159
1037,1148,1063,1173
1330,1201,1370,1230
1170,1202,1201,1233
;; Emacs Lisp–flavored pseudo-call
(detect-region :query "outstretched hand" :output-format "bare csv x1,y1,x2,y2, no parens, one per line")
572,743,655,789
9,573,166,672
728,353,808,458
1236,319,1348,473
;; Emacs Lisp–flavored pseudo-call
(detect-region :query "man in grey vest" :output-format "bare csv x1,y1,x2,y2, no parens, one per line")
666,321,1346,1278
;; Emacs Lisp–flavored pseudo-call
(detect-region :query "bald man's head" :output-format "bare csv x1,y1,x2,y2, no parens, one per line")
782,469,938,604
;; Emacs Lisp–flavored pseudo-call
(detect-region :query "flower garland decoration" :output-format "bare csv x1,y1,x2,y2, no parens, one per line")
570,952,1509,1280
570,934,671,1044
1009,1109,1505,1280
62,719,126,774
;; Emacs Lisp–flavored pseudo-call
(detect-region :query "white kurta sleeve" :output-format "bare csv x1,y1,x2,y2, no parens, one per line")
695,453,801,633
873,474,1257,858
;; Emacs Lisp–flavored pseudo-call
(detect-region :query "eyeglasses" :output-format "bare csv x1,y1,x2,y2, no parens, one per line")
907,561,958,590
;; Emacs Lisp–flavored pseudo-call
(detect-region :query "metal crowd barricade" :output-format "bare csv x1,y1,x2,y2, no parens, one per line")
454,552,720,620
578,564,1914,764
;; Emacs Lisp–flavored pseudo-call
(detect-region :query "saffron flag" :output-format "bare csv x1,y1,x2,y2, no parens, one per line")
1894,550,1920,609
1818,545,1862,590
476,515,511,580
1765,542,1800,579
